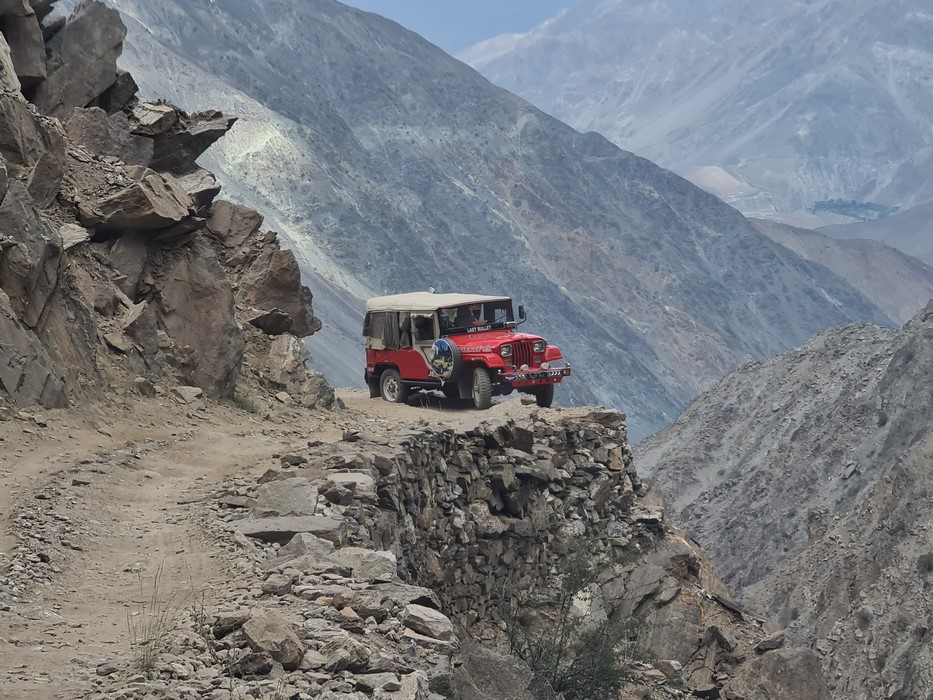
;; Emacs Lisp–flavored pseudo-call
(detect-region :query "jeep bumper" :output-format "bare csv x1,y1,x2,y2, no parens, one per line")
499,361,570,388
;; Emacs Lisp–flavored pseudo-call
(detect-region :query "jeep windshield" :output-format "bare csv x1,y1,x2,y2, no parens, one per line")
440,300,514,336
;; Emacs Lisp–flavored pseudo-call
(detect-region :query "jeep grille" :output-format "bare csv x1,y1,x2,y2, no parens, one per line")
512,340,535,369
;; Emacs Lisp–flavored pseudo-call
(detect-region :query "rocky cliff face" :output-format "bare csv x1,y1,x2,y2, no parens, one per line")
463,0,933,223
638,303,933,699
104,0,898,440
0,0,333,414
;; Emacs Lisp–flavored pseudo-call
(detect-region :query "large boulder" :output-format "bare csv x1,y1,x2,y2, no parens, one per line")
399,604,454,641
0,94,66,207
241,612,303,672
77,170,192,230
128,102,179,137
0,288,67,407
0,179,61,328
723,649,830,700
0,30,21,92
176,168,221,214
32,1,126,118
66,107,153,166
0,0,46,87
92,69,138,115
262,334,309,386
148,235,244,397
148,109,237,174
206,200,263,249
453,638,560,700
253,477,319,517
241,248,321,338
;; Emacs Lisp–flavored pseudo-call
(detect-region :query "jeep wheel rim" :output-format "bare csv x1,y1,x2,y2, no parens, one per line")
472,374,480,401
384,376,400,401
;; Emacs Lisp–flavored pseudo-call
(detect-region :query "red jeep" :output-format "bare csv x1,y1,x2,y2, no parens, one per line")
363,292,571,409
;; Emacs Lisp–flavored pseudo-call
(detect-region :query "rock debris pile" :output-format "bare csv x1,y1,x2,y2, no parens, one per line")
0,0,333,414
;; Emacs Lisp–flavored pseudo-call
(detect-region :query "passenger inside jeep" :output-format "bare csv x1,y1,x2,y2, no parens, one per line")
413,315,434,341
454,304,482,327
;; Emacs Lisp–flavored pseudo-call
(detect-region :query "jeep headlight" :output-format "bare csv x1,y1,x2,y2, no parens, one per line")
500,345,512,358
533,341,546,353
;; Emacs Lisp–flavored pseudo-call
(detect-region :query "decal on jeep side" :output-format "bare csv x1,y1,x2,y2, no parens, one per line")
430,339,456,380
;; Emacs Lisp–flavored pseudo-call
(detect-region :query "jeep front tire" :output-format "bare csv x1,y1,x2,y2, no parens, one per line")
472,367,492,410
535,384,554,408
380,368,409,404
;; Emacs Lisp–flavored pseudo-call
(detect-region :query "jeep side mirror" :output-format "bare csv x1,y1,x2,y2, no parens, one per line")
518,305,526,324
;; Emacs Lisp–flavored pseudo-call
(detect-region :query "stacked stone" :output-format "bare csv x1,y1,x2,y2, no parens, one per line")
364,411,645,631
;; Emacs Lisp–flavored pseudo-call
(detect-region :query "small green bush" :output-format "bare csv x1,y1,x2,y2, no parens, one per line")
877,411,889,428
501,545,641,700
856,609,873,629
917,553,933,576
232,391,259,414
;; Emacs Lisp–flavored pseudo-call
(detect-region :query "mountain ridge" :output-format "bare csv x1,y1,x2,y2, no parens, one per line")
464,0,933,222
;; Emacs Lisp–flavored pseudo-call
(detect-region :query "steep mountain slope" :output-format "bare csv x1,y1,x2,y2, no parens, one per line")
464,0,933,219
751,218,933,324
637,304,933,699
106,0,892,440
821,201,933,266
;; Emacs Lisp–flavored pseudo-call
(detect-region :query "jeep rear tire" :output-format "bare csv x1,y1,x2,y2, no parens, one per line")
535,384,555,408
472,367,492,410
380,369,409,404
442,382,461,401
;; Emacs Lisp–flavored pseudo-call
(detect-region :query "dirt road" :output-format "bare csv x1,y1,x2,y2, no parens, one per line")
0,389,546,698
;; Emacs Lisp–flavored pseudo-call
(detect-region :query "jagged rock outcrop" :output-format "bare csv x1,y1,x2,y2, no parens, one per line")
147,108,236,174
0,0,45,87
65,106,153,165
77,168,192,229
0,0,326,407
31,0,125,117
640,303,933,699
0,94,65,207
0,287,67,406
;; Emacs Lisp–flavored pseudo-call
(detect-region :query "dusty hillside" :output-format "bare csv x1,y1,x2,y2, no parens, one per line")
751,218,933,324
639,303,933,699
104,0,897,440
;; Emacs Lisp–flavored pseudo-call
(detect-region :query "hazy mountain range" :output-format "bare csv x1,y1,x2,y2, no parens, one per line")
464,0,933,226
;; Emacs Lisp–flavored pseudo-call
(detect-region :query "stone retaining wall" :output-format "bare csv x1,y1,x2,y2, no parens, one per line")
358,410,653,629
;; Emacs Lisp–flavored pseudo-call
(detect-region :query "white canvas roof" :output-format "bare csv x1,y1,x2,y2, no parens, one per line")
366,292,511,313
